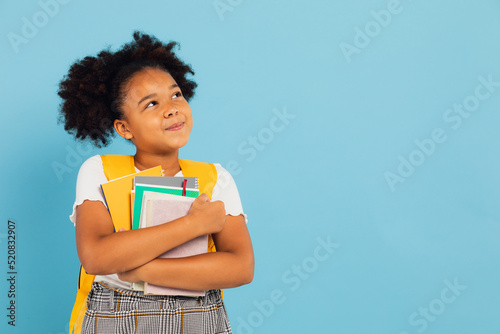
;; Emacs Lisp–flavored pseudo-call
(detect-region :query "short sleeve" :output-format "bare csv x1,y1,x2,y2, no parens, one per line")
211,164,247,223
69,155,108,225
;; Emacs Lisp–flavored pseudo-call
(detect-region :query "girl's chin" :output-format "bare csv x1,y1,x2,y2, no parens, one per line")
165,137,190,150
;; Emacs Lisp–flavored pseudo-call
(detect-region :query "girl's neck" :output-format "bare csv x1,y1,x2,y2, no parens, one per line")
134,151,181,176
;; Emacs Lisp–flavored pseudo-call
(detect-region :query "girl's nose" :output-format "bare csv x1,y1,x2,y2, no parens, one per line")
164,109,179,118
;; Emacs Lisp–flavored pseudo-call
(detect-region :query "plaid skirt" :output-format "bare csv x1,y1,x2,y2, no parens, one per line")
82,282,232,334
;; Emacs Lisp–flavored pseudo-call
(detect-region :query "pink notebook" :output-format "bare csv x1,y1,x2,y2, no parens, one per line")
144,196,207,296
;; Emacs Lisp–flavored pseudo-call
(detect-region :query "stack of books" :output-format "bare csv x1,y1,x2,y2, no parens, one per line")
100,166,207,296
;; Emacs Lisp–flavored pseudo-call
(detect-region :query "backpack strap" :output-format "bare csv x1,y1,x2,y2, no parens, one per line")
70,155,218,334
69,266,95,334
101,154,136,180
179,158,218,253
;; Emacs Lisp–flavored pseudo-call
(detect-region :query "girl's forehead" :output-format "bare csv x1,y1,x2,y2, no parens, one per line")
129,67,174,86
126,68,176,99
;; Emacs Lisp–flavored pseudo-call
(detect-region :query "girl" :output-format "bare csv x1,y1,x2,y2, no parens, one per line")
59,32,254,334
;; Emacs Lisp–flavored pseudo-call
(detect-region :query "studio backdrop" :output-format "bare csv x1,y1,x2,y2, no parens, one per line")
1,0,499,333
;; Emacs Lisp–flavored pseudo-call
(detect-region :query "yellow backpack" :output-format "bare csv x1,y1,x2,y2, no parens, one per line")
69,155,218,334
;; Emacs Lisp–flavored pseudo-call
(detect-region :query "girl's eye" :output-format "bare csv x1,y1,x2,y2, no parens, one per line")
145,101,158,108
173,91,182,99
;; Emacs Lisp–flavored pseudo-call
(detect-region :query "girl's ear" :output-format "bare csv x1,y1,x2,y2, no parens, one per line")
114,119,134,140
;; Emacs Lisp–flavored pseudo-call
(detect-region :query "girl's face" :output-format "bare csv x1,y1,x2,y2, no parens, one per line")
115,67,193,155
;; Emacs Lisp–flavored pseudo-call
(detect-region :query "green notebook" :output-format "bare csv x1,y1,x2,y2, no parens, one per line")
131,176,199,229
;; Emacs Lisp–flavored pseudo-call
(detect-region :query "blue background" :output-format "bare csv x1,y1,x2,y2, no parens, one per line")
1,0,500,333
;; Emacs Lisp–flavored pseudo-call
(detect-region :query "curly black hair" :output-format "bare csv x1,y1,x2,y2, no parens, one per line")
58,31,197,147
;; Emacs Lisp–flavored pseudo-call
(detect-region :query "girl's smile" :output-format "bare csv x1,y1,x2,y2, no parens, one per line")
165,122,184,131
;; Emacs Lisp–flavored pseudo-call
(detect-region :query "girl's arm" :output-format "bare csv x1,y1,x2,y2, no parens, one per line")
75,193,226,275
117,214,254,290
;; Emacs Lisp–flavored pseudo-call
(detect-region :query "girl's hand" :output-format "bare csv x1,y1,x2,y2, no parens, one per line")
188,193,226,235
